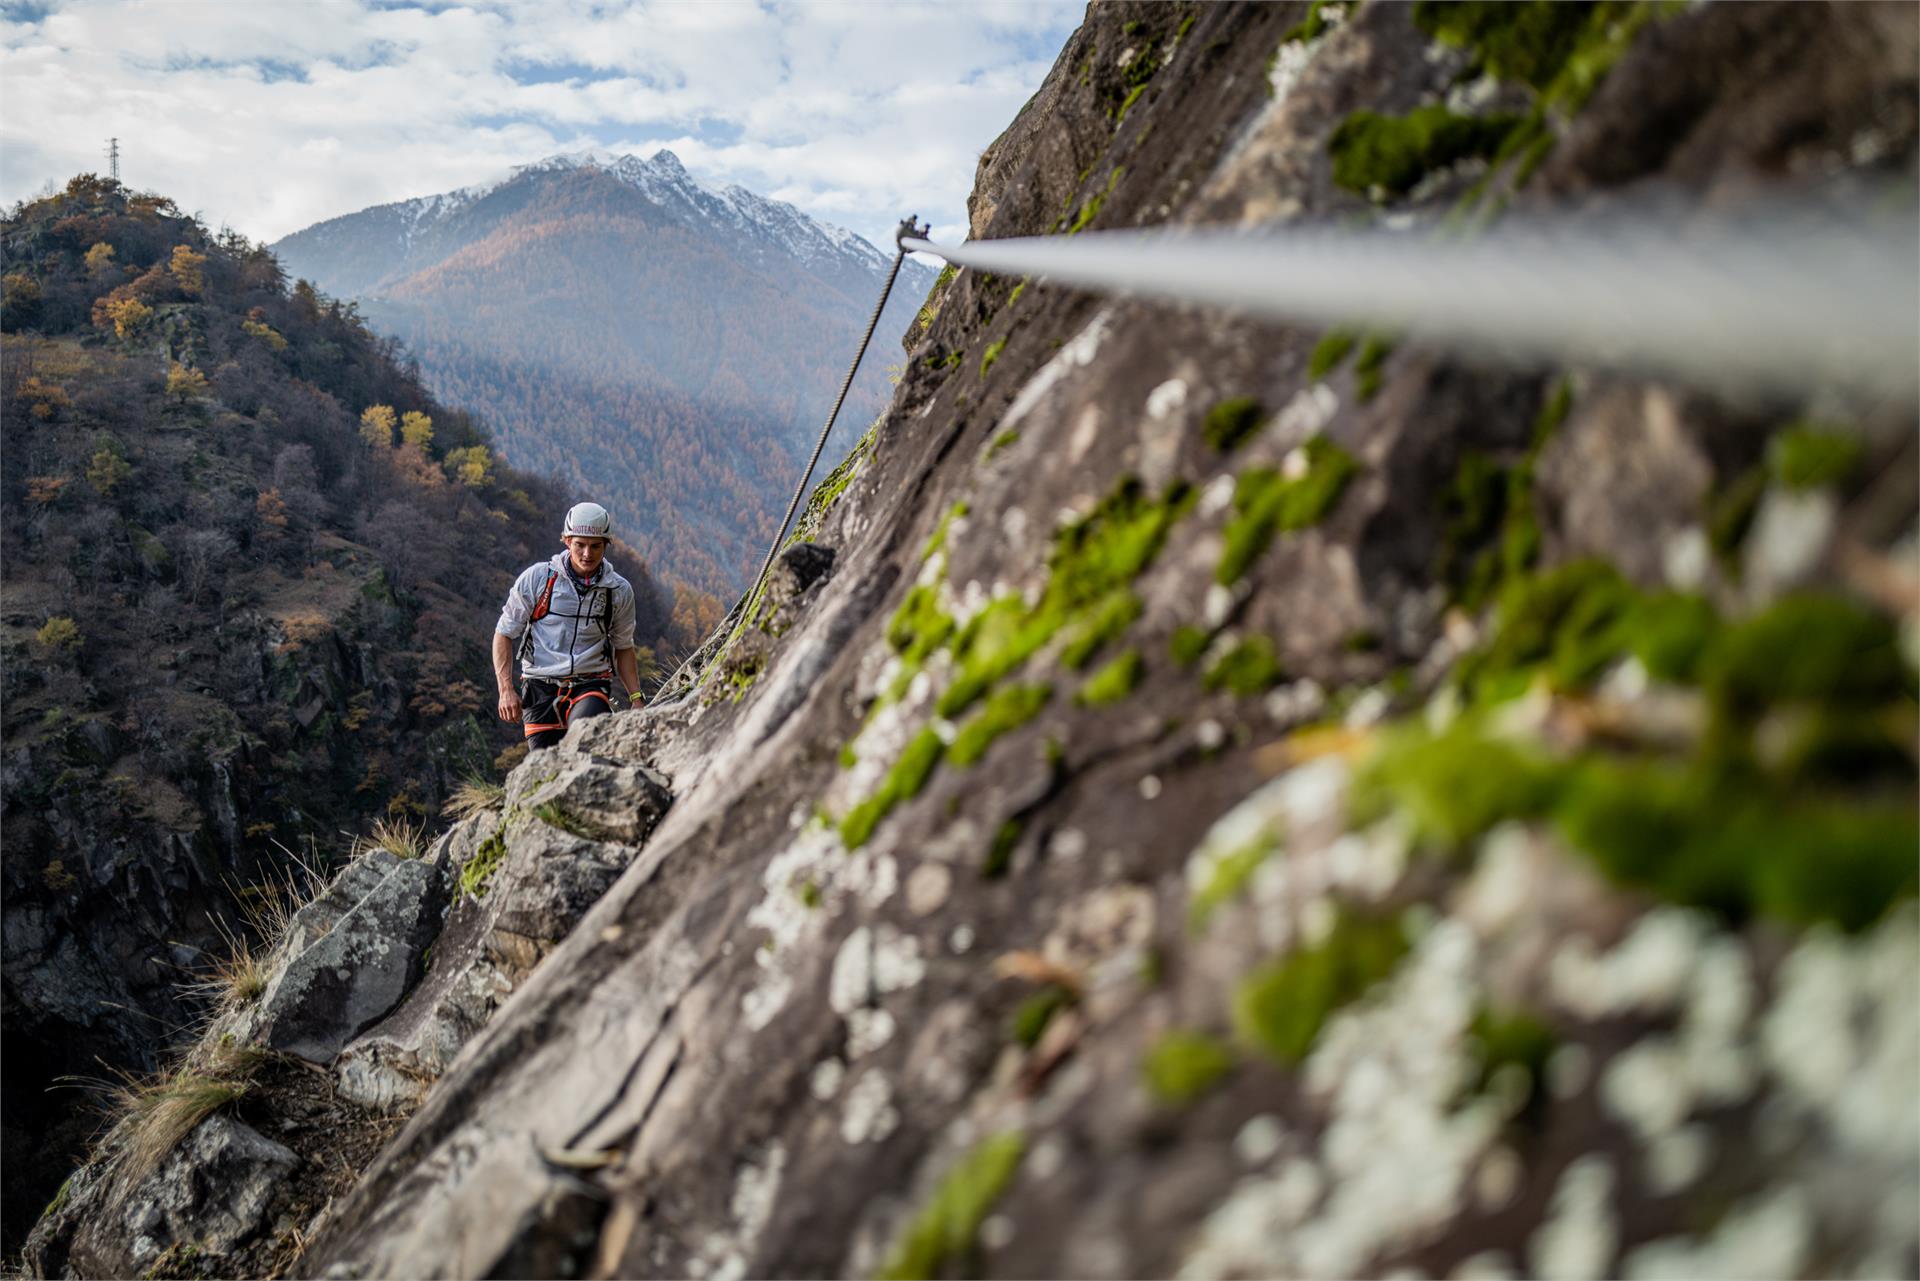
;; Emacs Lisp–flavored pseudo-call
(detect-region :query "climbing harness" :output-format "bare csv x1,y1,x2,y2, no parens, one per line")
651,195,1918,707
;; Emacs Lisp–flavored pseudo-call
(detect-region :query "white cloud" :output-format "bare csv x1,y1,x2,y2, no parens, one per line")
0,0,1081,252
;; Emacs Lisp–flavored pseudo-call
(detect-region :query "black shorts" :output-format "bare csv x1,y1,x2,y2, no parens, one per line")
521,675,613,749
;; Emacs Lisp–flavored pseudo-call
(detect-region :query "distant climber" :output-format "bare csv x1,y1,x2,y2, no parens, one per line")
494,501,642,749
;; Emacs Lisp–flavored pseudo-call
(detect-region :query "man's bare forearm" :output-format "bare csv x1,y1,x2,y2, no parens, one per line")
493,632,516,694
615,647,641,703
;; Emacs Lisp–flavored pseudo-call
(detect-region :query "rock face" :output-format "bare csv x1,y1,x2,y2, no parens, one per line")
92,1117,298,1274
258,852,448,1063
334,754,674,1113
26,3,1920,1279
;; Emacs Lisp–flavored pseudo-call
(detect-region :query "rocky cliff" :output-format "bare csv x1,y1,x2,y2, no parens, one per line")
24,2,1918,1277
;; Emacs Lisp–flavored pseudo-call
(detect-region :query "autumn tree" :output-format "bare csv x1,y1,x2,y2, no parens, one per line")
35,617,81,651
169,244,208,295
165,362,208,399
256,488,290,539
87,445,131,494
444,444,493,487
238,304,289,352
3,272,42,329
359,403,397,448
99,294,152,339
84,242,116,278
21,377,71,420
25,476,68,506
400,410,433,448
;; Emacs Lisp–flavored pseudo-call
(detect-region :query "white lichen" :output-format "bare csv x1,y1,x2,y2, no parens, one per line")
841,1070,899,1144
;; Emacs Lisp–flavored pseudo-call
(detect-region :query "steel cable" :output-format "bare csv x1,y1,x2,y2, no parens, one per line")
649,222,922,706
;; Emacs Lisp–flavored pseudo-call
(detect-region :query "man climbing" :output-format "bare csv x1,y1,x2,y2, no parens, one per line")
494,501,643,749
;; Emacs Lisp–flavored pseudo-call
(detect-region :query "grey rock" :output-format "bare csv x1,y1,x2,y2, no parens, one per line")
507,752,674,847
65,1116,297,1278
335,757,672,1112
772,541,837,604
259,856,448,1064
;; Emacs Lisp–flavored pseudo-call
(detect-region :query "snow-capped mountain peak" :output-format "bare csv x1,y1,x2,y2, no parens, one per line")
273,149,931,314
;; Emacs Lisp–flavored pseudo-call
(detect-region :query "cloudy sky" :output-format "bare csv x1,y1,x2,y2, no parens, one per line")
0,0,1083,251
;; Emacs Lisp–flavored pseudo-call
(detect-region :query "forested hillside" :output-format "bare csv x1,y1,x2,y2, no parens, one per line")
0,174,697,1250
275,156,935,597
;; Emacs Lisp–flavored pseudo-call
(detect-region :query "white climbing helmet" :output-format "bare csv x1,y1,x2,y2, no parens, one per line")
561,501,612,541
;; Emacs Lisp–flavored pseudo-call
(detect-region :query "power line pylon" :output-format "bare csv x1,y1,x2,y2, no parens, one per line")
107,138,120,182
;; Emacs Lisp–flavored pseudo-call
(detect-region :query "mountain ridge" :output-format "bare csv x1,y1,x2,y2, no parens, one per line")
273,150,937,598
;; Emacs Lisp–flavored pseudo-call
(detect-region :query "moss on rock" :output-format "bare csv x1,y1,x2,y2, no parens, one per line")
842,727,946,849
1217,439,1359,584
1009,984,1075,1047
1233,910,1410,1064
459,830,507,898
1308,328,1357,379
1077,649,1144,707
1328,104,1524,199
1203,636,1285,697
1142,1030,1236,1103
1202,397,1265,452
878,1133,1026,1281
1768,422,1861,491
950,683,1052,767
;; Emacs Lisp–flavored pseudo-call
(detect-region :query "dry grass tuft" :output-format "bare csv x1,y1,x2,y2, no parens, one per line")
444,774,505,820
181,927,267,1013
107,1063,255,1185
354,815,425,862
234,839,327,943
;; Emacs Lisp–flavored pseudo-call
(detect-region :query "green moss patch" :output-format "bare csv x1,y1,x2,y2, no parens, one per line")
1009,984,1075,1047
1768,422,1861,490
1067,166,1126,235
1705,466,1767,573
1189,826,1280,929
1467,1005,1557,1097
1203,636,1285,697
1328,104,1524,199
1413,1,1667,113
983,818,1022,878
878,1133,1026,1281
459,830,507,898
922,501,970,564
1058,591,1143,670
1282,0,1341,45
1556,755,1916,932
1233,911,1410,1064
1078,649,1144,707
1704,593,1910,725
842,727,946,849
980,338,1007,379
1438,380,1571,607
1351,722,1560,851
1354,716,1917,931
1217,439,1359,584
1455,559,1637,700
1170,625,1211,668
532,801,595,839
1202,397,1265,452
950,683,1052,767
1309,329,1357,379
1143,1030,1236,1103
1353,333,1396,402
939,477,1190,717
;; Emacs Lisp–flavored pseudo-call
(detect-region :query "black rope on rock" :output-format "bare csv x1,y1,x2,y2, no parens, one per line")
649,216,930,707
